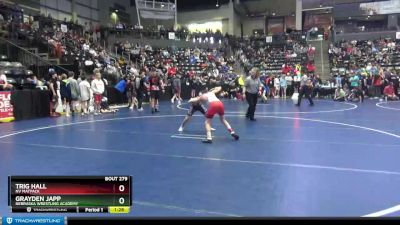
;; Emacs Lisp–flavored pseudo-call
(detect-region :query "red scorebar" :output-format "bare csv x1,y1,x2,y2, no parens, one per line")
10,183,130,195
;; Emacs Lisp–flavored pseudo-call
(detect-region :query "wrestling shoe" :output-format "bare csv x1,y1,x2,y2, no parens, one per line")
231,133,239,140
202,138,213,144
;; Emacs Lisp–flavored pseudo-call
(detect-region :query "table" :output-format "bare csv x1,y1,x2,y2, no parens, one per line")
10,90,50,121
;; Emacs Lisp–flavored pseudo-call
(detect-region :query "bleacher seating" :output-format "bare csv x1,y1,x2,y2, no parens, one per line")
329,39,400,76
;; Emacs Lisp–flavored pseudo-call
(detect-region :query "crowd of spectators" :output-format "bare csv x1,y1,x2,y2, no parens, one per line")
230,35,319,99
329,38,400,101
111,23,226,43
4,2,400,118
0,1,23,39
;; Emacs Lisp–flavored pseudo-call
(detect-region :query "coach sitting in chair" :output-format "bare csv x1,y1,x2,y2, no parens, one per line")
384,82,399,101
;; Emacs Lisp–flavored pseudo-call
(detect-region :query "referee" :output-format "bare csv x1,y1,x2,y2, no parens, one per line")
243,68,263,121
296,74,314,106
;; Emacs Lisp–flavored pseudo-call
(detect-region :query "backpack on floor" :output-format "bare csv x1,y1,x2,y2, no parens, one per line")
291,92,299,105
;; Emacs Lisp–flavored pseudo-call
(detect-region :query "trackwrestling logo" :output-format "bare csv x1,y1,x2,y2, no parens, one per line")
2,217,65,225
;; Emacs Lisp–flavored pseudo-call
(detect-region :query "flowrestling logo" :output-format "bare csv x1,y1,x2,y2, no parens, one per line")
1,217,64,225
0,91,13,119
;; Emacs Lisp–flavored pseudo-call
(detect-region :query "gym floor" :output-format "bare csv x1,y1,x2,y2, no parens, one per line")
1,99,400,217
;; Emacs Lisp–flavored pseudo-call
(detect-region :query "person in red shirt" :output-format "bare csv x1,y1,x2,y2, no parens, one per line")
384,82,399,101
372,74,383,98
167,64,177,78
148,70,165,113
207,54,215,62
282,64,291,74
306,61,315,73
187,69,195,79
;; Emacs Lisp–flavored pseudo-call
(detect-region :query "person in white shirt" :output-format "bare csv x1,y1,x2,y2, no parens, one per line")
274,76,280,98
91,73,105,115
79,76,92,115
293,74,301,93
0,73,12,90
83,43,90,51
285,74,294,96
280,75,288,98
129,66,139,77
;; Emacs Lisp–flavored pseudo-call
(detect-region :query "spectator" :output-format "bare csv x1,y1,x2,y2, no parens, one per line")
334,87,346,102
135,71,146,111
372,72,383,99
79,76,91,115
47,71,60,117
167,63,177,78
306,61,315,73
0,72,13,90
114,77,127,104
280,74,287,98
285,73,294,96
187,75,196,98
349,73,364,102
274,75,280,98
335,75,342,88
171,74,182,105
59,73,72,116
91,72,105,115
148,70,165,113
68,71,80,115
384,82,399,101
126,76,138,110
312,74,322,98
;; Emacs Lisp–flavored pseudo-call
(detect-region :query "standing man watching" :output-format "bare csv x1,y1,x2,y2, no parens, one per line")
135,71,146,111
48,71,60,117
243,68,263,121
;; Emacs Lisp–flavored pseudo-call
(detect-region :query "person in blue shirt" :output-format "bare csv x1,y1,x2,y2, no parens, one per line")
115,78,127,93
280,75,288,98
335,75,342,88
261,78,269,102
114,77,127,107
189,55,197,65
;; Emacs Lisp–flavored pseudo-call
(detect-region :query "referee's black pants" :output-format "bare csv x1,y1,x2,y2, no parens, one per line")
137,91,143,109
246,92,258,120
298,86,314,106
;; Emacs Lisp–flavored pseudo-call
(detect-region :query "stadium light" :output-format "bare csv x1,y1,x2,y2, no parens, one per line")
216,0,219,7
111,12,118,24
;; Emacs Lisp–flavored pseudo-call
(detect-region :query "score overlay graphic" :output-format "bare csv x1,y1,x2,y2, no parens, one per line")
8,176,132,213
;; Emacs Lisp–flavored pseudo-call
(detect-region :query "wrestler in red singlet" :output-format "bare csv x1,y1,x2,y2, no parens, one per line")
190,87,239,143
